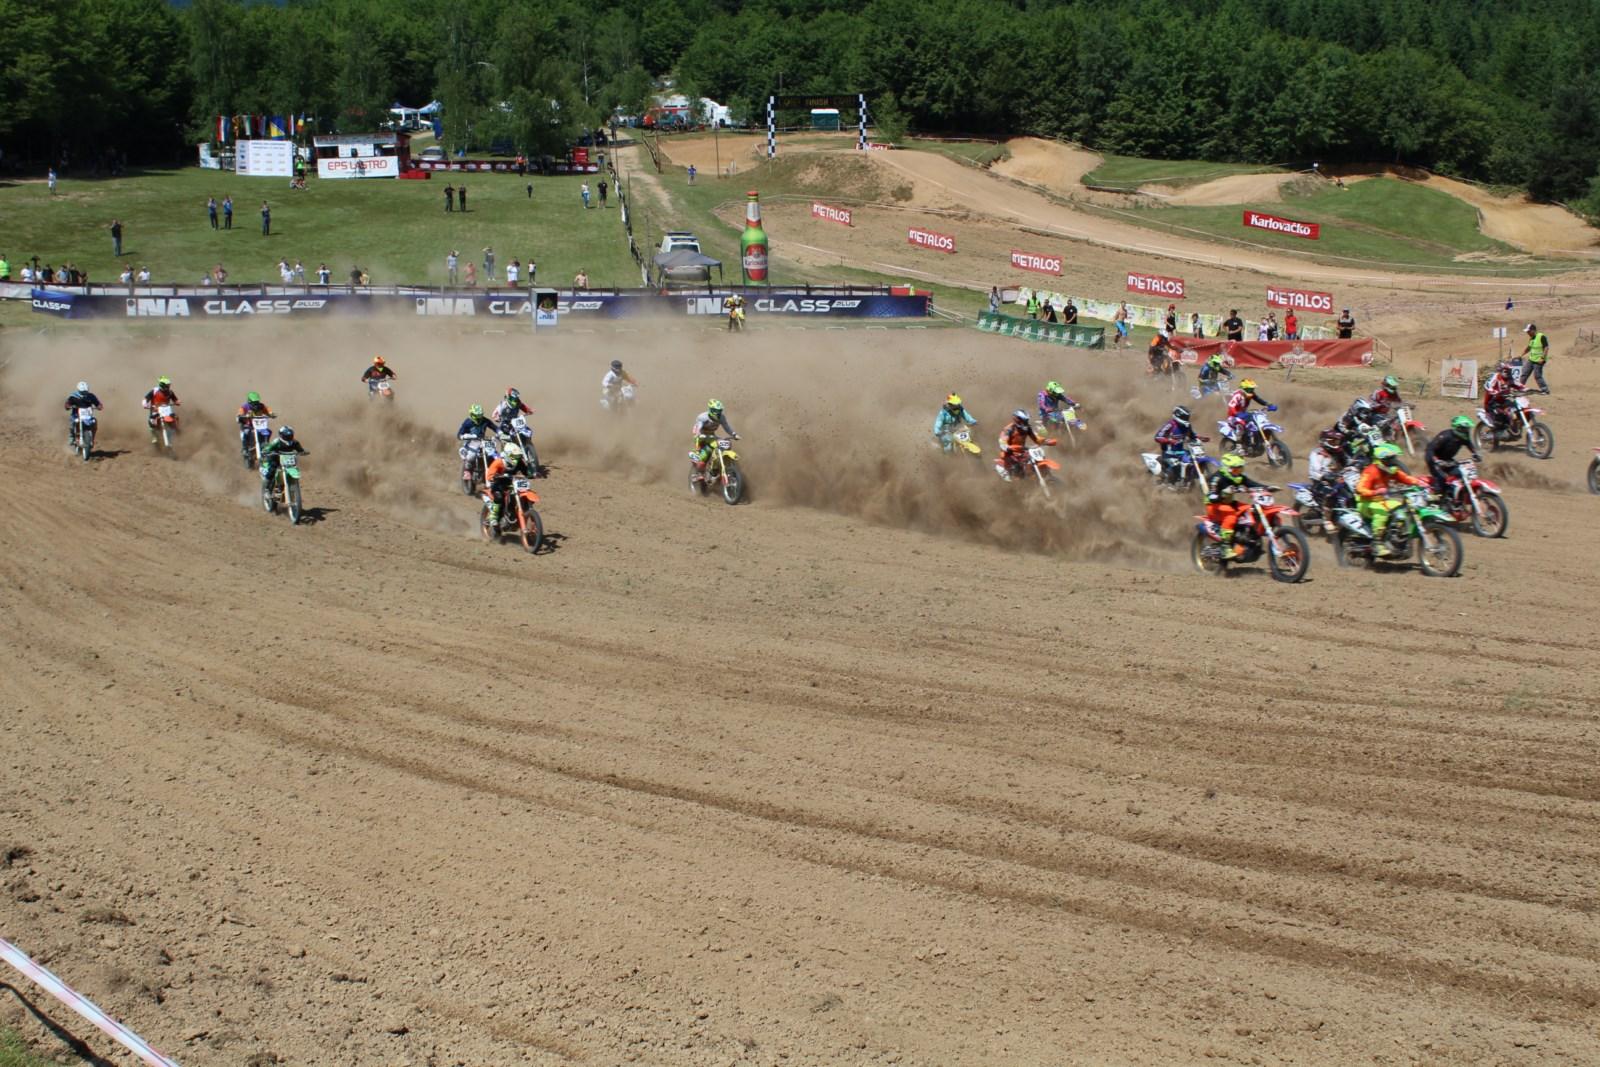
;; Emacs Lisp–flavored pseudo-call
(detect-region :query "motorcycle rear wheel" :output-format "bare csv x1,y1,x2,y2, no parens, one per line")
1589,457,1600,495
1190,532,1226,576
1525,421,1554,460
1470,424,1497,454
1469,493,1509,538
1416,523,1463,578
1267,526,1311,583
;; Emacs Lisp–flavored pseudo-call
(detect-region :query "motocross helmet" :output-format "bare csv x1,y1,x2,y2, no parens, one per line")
278,426,295,441
610,359,623,371
1240,379,1257,393
502,442,524,462
1382,375,1399,393
1046,381,1065,397
1172,406,1191,425
1350,398,1374,418
76,381,89,393
1220,453,1245,477
945,393,963,411
469,403,485,419
157,376,172,388
1373,442,1403,471
707,399,724,415
1012,409,1030,422
1451,415,1474,439
505,388,521,403
373,356,385,366
246,391,261,404
1207,354,1224,367
1319,429,1346,452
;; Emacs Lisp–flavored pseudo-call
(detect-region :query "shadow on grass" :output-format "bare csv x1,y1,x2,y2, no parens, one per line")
0,983,116,1066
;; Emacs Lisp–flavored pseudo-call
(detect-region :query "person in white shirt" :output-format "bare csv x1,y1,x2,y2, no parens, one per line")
506,260,520,286
1257,318,1270,342
119,265,133,284
292,260,306,283
279,259,293,285
136,266,150,284
20,265,33,283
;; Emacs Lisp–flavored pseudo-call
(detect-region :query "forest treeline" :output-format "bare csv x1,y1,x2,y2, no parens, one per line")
2,0,1598,216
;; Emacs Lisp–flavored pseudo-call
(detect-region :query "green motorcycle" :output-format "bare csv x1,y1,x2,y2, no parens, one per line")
261,452,306,525
1333,487,1462,577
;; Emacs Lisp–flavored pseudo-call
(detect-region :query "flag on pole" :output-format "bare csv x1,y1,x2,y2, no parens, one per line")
216,115,229,143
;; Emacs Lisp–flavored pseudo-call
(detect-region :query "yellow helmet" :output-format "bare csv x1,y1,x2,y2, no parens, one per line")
1240,379,1257,392
945,393,962,408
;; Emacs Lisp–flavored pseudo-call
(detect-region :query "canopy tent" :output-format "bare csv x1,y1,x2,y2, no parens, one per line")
651,249,724,288
418,100,442,116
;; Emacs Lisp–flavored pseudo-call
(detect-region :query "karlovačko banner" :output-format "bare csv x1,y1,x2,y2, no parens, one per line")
1166,338,1374,369
811,201,853,226
1243,210,1320,240
1266,285,1334,313
907,227,956,253
1010,249,1063,276
28,290,930,321
1126,272,1185,299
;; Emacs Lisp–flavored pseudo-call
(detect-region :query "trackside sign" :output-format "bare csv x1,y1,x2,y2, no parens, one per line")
1126,272,1185,299
1243,210,1320,240
907,227,955,253
1010,250,1062,276
1266,285,1334,313
811,202,853,226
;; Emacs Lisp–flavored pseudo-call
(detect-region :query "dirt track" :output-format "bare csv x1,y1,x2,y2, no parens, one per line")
3,323,1600,1066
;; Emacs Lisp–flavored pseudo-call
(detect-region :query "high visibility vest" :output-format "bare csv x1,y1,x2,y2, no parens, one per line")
1528,333,1548,361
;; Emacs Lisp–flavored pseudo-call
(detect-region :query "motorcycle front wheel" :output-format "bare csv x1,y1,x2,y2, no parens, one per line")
1267,526,1311,583
79,429,94,462
721,463,744,505
1416,523,1463,578
518,505,544,554
1469,493,1509,538
287,480,303,525
1589,456,1600,495
1190,532,1226,576
461,470,477,496
1525,420,1554,460
1264,437,1292,469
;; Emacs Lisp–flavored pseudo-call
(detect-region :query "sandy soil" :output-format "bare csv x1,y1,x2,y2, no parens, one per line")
989,137,1102,196
3,319,1600,1066
654,132,868,179
1147,172,1291,206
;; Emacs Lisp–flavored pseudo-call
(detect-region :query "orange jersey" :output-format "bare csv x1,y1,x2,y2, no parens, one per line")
1356,463,1425,500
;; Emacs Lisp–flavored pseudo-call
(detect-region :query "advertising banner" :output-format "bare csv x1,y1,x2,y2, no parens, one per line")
30,289,76,317
907,227,956,254
977,311,1105,349
1440,358,1478,399
1165,338,1374,369
810,202,853,226
1126,272,1185,299
1265,285,1334,313
1243,210,1320,239
410,159,601,174
1010,249,1063,276
235,139,295,178
317,156,399,180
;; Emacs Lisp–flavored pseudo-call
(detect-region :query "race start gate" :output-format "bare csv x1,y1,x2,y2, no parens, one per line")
767,94,868,157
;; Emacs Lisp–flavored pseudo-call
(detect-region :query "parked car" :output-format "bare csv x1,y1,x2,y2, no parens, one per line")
419,146,446,161
659,232,701,255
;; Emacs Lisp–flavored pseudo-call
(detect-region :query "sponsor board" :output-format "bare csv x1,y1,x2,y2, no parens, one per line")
1243,210,1320,239
1157,339,1374,369
318,156,399,179
30,289,76,317
410,159,601,174
1440,357,1479,399
810,201,853,226
1266,285,1334,313
235,139,295,178
907,227,956,253
1126,272,1185,299
1010,250,1063,276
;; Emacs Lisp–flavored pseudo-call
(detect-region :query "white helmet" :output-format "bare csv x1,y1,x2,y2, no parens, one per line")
76,381,89,392
502,442,524,462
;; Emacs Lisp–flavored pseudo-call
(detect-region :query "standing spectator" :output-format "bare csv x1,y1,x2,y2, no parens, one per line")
20,262,34,283
292,259,306,283
214,264,228,285
1025,291,1040,319
0,254,8,281
136,265,150,284
483,246,495,281
1223,308,1244,342
260,201,271,236
464,261,477,286
1521,323,1551,393
317,263,331,285
40,264,54,284
1284,310,1299,340
1164,303,1177,335
457,184,468,212
47,168,58,194
580,182,591,209
574,268,589,289
1336,308,1356,338
1041,301,1058,324
1257,316,1271,342
527,181,534,199
350,266,363,286
687,163,697,185
222,195,233,229
506,259,520,286
598,179,608,208
1062,298,1079,325
446,249,459,285
527,258,536,284
444,182,455,212
279,259,293,284
1113,302,1130,348
119,263,133,285
987,286,1000,314
208,196,219,229
110,219,123,256
1188,312,1201,337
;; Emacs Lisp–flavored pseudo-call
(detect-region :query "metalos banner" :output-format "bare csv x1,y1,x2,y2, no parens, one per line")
1010,250,1063,276
1266,285,1334,313
1126,272,1185,299
810,202,853,226
907,227,956,253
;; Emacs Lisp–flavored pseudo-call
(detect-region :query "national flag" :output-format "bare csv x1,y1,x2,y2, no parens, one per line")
269,115,287,139
216,115,229,143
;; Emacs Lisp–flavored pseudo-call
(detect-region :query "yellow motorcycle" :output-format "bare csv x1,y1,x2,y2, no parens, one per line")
690,437,744,504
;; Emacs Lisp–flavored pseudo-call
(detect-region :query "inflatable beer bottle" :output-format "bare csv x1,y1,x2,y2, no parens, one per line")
740,191,769,283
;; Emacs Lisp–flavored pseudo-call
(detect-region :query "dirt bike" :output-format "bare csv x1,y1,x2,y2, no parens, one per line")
1589,450,1600,495
936,428,982,456
1390,405,1428,455
1439,459,1509,538
148,402,179,454
69,407,97,462
1289,468,1358,537
367,377,395,401
690,437,743,504
1140,441,1214,495
1191,369,1231,400
260,452,306,525
998,437,1061,497
1472,395,1554,459
600,382,636,415
1332,488,1461,577
1191,488,1311,583
459,436,496,496
480,477,544,554
727,304,745,332
501,415,542,474
1040,404,1085,444
1217,410,1291,468
240,415,272,470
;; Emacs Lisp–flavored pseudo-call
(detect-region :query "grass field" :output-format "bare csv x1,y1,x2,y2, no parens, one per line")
904,139,1010,167
0,167,639,289
1082,154,1281,189
0,1028,83,1067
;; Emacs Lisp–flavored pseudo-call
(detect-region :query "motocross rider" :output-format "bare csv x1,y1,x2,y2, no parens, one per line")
1368,375,1404,430
1336,397,1378,439
1037,381,1077,427
361,356,397,390
1147,333,1173,374
932,393,978,452
1154,405,1209,484
1356,442,1428,556
1306,429,1354,513
995,410,1042,481
722,292,746,330
259,426,307,488
236,392,276,452
1482,361,1524,435
492,387,532,429
1206,453,1272,559
457,403,498,443
483,442,537,526
1225,379,1276,444
602,359,637,403
1196,353,1230,394
141,376,179,442
691,399,739,476
1425,416,1483,495
64,381,102,444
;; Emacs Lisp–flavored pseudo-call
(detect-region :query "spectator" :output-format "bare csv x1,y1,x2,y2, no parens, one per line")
360,268,371,286
1191,312,1203,338
483,246,495,281
458,184,467,211
1025,291,1040,319
293,259,306,283
317,263,331,285
1521,323,1551,393
1336,308,1355,338
687,164,697,185
47,167,57,194
214,264,228,285
574,268,589,289
1284,310,1299,340
0,254,8,281
261,201,271,236
446,249,459,285
506,259,520,286
1113,302,1130,348
1062,298,1078,325
136,265,150,284
1223,308,1244,342
110,219,123,257
598,179,608,208
223,195,233,230
40,264,54,284
445,183,455,212
208,196,219,229
119,264,133,285
581,182,591,209
527,258,536,284
987,286,999,314
1041,301,1058,324
350,266,362,285
1257,316,1270,342
279,258,293,284
1164,303,1177,335
465,261,477,286
20,263,33,283
526,182,533,199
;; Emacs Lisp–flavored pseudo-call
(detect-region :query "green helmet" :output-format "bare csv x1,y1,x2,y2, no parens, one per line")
157,376,172,387
246,391,261,404
707,398,723,415
1373,442,1403,470
469,403,485,419
1045,380,1064,397
1450,415,1474,439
